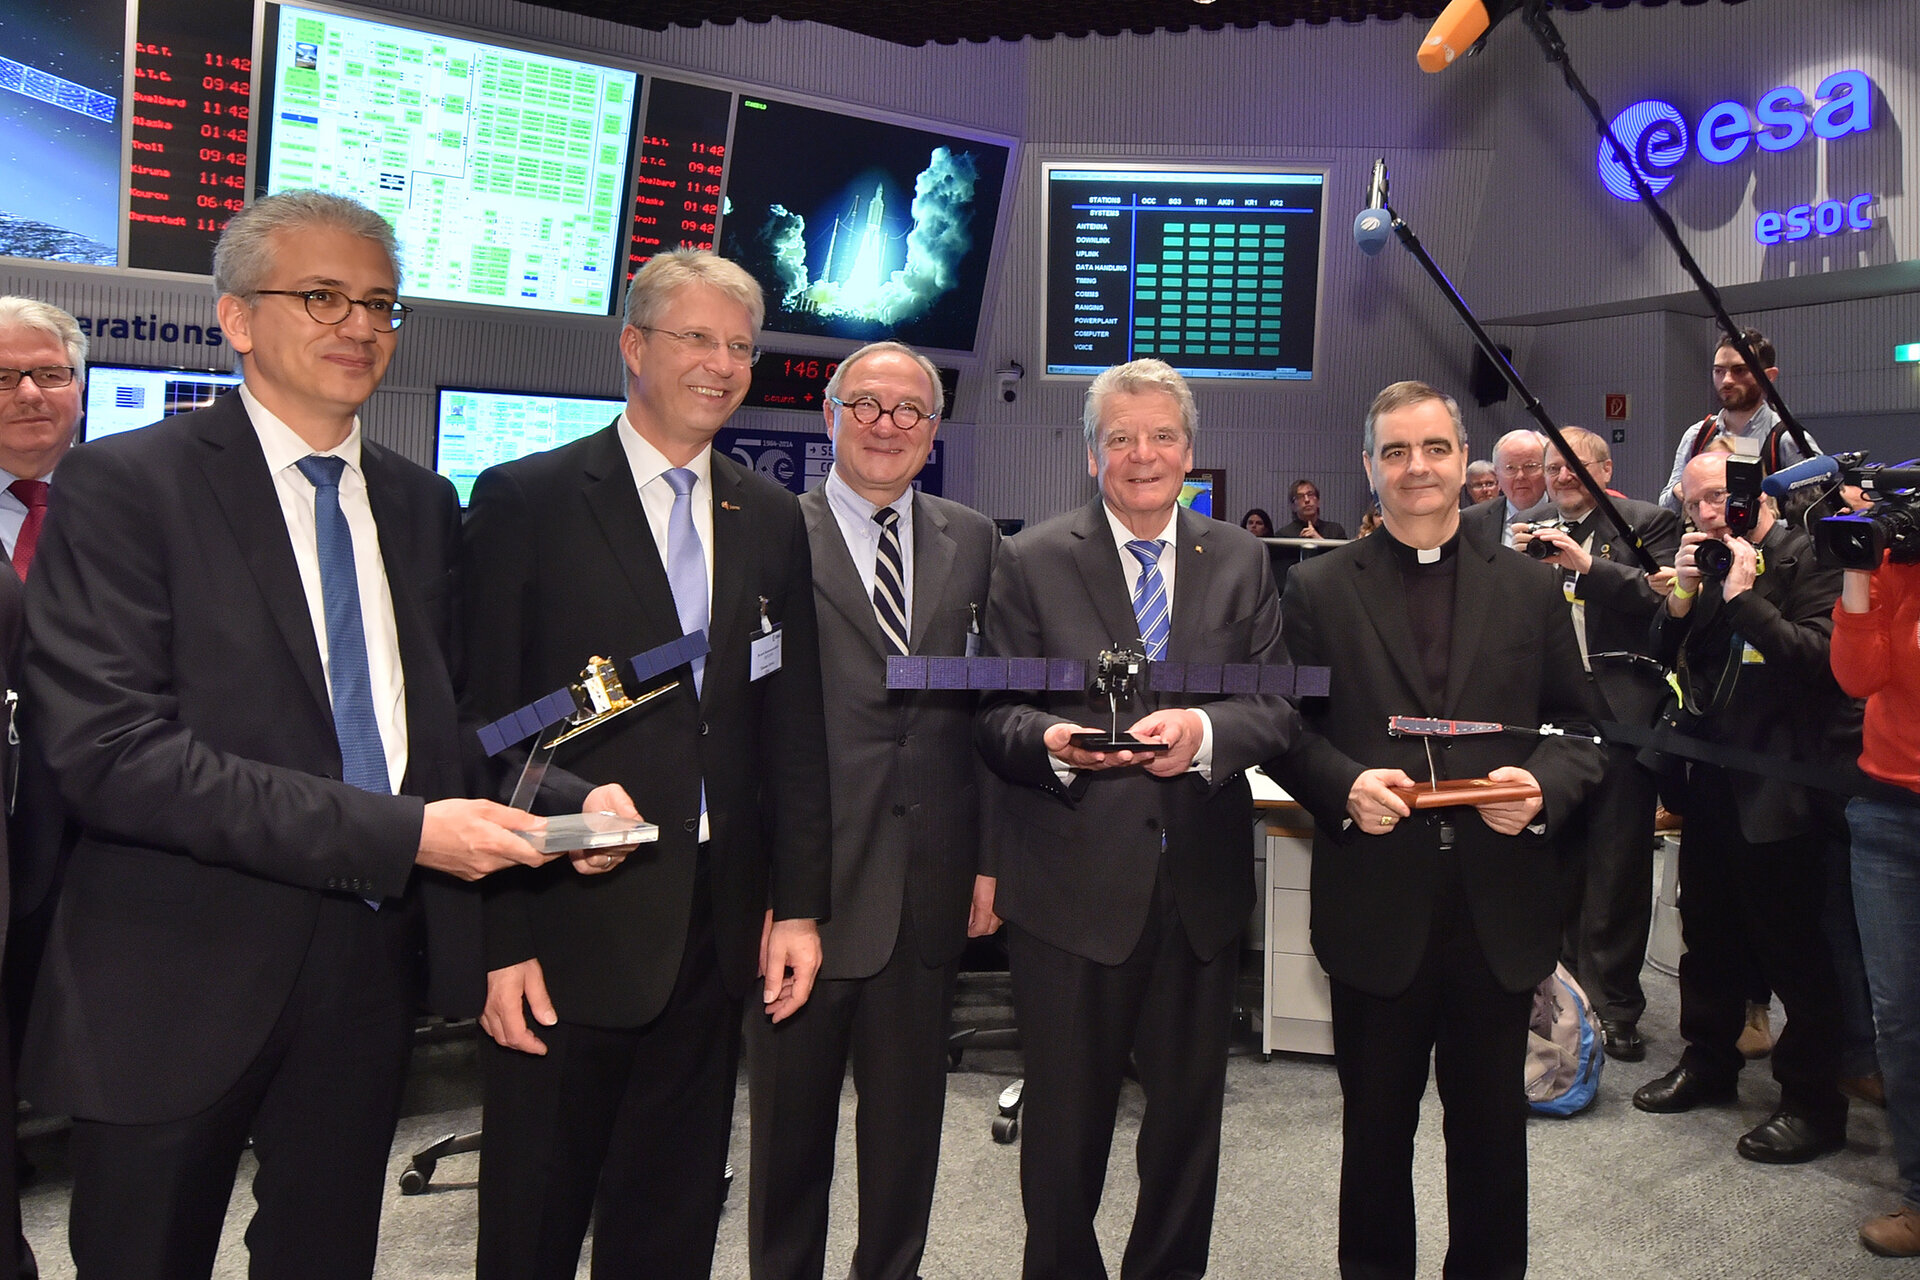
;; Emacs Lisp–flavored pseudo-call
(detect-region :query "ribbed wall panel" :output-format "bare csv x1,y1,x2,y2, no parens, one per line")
2,0,1910,522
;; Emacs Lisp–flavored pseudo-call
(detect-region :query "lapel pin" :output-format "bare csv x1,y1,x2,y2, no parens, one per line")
721,500,741,511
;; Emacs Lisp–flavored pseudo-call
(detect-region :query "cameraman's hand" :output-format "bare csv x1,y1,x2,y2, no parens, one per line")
1720,535,1759,600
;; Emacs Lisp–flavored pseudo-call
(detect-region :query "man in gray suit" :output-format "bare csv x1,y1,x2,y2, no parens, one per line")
1461,428,1549,550
976,359,1299,1279
747,341,999,1280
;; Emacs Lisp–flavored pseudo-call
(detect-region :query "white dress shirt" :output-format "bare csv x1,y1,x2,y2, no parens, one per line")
241,384,408,793
823,467,915,627
615,413,716,617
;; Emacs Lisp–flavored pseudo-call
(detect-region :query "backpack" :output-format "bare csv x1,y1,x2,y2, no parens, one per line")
1524,963,1604,1116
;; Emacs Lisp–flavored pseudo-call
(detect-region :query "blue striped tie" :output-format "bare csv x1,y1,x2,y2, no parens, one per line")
1126,538,1170,661
296,455,388,907
871,507,910,655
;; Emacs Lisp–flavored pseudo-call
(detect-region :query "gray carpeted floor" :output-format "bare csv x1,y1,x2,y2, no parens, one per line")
19,960,1909,1278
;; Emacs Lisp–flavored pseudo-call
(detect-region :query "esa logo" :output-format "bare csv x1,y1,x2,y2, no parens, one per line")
1596,70,1878,245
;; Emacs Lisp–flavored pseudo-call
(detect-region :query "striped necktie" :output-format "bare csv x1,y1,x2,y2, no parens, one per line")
872,506,909,655
1126,538,1169,661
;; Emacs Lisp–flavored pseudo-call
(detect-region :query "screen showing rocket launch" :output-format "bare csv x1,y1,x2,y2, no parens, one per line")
719,96,1011,355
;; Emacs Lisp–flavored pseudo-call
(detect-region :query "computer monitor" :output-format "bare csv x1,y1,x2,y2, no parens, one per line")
82,363,243,441
435,387,622,504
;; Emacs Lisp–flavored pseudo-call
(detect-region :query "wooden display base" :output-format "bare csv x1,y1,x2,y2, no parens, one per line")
1387,777,1540,810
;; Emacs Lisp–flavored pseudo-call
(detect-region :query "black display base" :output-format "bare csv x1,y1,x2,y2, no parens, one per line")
1069,732,1172,753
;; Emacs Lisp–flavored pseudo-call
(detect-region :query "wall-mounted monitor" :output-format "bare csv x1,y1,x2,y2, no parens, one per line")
1180,468,1225,520
0,0,125,266
720,96,1013,355
82,363,243,441
1043,165,1326,381
435,387,622,503
258,4,640,316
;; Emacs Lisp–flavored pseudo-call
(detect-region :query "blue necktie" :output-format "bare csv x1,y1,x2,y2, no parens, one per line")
296,455,388,906
664,467,708,828
1126,538,1170,661
664,468,708,695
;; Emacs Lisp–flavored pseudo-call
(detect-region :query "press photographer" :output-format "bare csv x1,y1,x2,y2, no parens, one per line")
1633,450,1858,1162
1832,516,1920,1257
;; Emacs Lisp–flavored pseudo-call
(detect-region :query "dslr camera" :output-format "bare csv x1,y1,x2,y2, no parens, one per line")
1695,456,1765,580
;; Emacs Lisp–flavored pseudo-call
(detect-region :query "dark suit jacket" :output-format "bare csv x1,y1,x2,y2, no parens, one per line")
1277,519,1348,541
974,500,1299,966
1562,496,1681,727
1269,528,1606,998
1648,520,1848,845
18,392,477,1124
461,424,831,1028
0,566,19,954
802,487,997,980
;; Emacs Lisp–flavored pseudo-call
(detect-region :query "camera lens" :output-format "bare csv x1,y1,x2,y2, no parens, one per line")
1525,537,1557,560
1695,539,1733,580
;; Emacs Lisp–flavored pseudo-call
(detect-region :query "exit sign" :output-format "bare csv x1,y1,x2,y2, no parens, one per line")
1898,343,1920,363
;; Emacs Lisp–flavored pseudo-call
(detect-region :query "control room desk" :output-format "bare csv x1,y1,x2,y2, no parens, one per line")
1249,768,1333,1057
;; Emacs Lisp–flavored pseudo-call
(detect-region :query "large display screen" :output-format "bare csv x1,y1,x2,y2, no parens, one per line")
627,77,732,279
435,387,621,503
0,0,125,266
259,5,640,316
720,96,1012,355
83,363,244,441
124,0,257,274
1044,166,1326,381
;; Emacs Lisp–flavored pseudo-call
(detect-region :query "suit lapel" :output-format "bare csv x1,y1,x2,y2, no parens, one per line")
1351,534,1434,713
1066,500,1143,651
909,494,957,653
802,488,890,656
1165,506,1212,661
706,454,753,702
191,398,331,719
1441,535,1497,715
362,445,448,783
579,425,678,639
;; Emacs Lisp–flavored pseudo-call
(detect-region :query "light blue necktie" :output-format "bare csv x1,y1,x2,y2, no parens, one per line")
296,455,388,906
1126,538,1170,661
664,467,708,827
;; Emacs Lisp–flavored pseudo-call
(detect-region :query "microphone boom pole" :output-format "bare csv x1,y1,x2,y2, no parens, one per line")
1375,180,1663,573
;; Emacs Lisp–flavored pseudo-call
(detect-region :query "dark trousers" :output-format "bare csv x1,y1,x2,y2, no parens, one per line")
66,896,416,1280
1564,745,1659,1024
1329,882,1533,1280
746,905,958,1280
1007,865,1238,1280
477,865,740,1280
1675,766,1844,1119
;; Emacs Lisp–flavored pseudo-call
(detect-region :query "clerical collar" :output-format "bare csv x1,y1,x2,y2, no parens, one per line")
1385,529,1461,568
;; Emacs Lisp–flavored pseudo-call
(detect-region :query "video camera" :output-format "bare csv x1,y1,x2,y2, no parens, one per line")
1815,453,1920,570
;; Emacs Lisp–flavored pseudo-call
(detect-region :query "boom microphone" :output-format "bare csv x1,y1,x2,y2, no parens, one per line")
1353,158,1393,256
1759,454,1840,500
1418,0,1529,73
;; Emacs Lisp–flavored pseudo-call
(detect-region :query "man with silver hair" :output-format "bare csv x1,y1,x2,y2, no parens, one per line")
19,189,547,1278
463,248,831,1279
747,339,998,1280
976,358,1298,1278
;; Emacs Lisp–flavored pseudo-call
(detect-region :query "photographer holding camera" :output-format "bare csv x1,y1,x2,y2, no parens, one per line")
1833,543,1920,1255
1632,450,1856,1162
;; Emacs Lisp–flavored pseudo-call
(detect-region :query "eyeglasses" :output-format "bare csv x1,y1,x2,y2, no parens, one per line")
0,366,76,391
638,325,760,367
1500,461,1544,477
828,396,935,430
252,289,413,331
1544,459,1603,477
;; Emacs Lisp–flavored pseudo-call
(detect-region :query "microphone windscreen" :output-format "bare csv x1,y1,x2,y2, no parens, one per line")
1353,207,1393,256
1759,454,1840,499
1419,0,1492,73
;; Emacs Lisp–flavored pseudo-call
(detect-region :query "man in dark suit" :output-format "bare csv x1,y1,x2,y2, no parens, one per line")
1460,428,1550,551
0,295,89,1280
746,340,998,1280
1514,427,1680,1062
1276,478,1348,542
464,249,832,1280
976,358,1298,1280
1632,450,1853,1162
18,191,548,1280
1268,381,1604,1280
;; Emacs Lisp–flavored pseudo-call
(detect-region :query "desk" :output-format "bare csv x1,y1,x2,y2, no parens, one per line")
1250,769,1334,1056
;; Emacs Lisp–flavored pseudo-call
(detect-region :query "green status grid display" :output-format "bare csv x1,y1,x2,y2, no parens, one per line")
1045,168,1324,381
